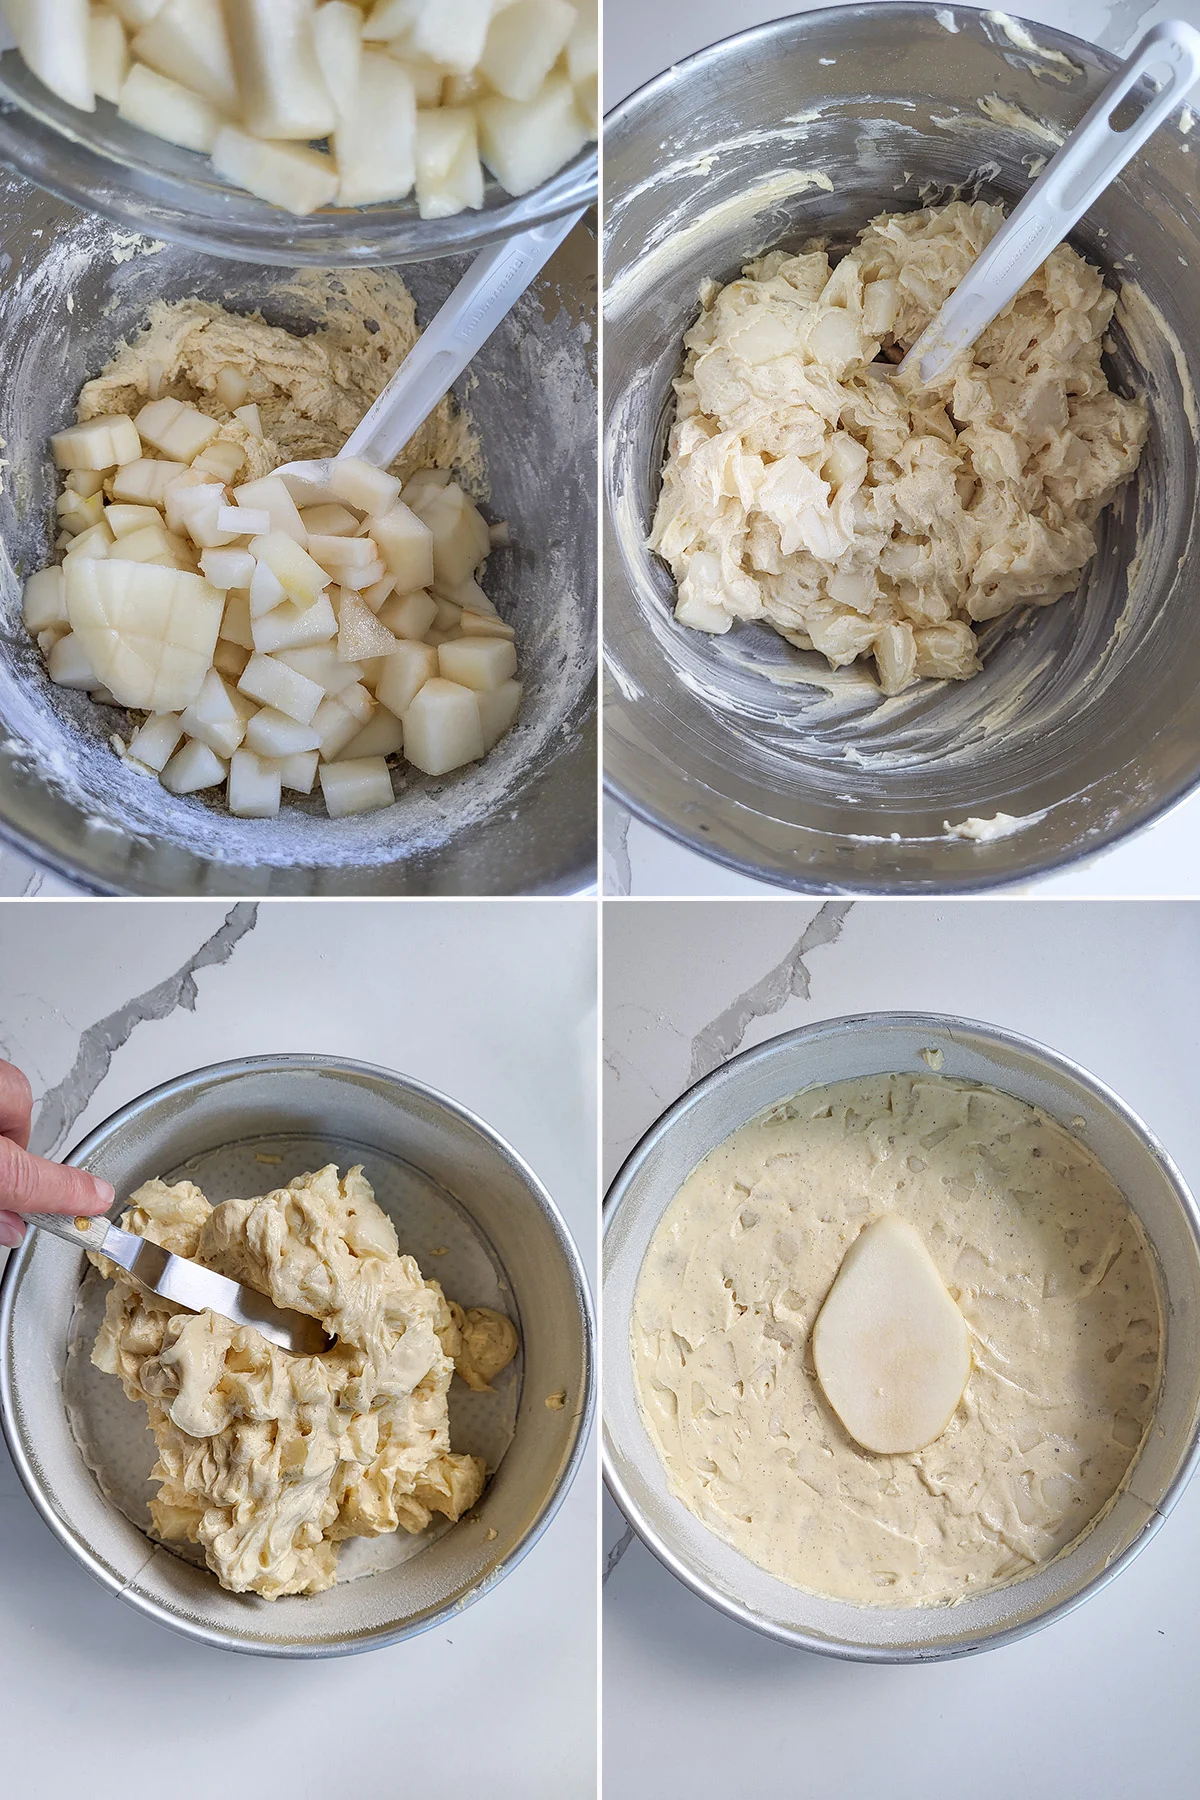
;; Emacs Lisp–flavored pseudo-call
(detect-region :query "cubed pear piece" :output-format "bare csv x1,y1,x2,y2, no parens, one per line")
311,693,365,760
308,533,378,571
51,413,140,471
131,0,238,110
407,481,490,586
431,597,461,632
192,440,245,484
377,588,436,640
23,567,69,633
227,747,282,818
117,61,220,151
372,499,434,593
171,484,243,550
566,0,597,82
57,487,106,534
111,458,187,505
334,50,416,206
106,503,162,537
278,748,318,793
234,402,263,438
125,710,184,771
115,522,185,564
3,0,94,110
329,456,400,517
233,476,308,544
179,667,254,757
251,592,339,655
276,646,362,696
476,76,588,196
220,504,269,537
312,1,361,115
402,676,483,775
249,557,287,619
400,0,493,76
66,468,107,497
212,640,249,680
812,1214,972,1455
415,107,483,219
337,592,398,661
336,705,403,761
337,557,386,593
480,0,576,103
245,706,320,758
300,502,360,538
160,738,228,793
135,397,220,462
202,547,256,591
375,639,437,717
212,126,339,216
47,631,101,689
250,530,331,610
90,7,130,104
214,366,249,410
434,572,496,615
63,519,114,560
108,0,166,26
65,557,224,710
437,635,517,692
459,609,515,640
219,591,254,646
237,653,324,725
319,756,394,817
224,0,335,140
359,574,396,614
476,677,521,750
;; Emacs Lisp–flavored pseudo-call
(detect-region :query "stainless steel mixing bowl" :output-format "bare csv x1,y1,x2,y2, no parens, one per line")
604,1013,1200,1659
0,177,596,895
0,1055,594,1657
604,5,1200,892
0,46,596,267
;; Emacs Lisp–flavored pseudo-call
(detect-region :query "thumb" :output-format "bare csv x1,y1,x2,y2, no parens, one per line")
0,1136,114,1218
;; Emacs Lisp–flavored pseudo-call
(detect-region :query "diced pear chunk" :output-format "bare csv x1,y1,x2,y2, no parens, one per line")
160,737,228,793
372,499,434,593
4,0,94,110
106,503,162,537
566,0,597,82
337,592,397,662
278,748,318,793
108,0,166,27
476,76,588,196
311,693,365,760
337,557,386,592
214,365,249,410
192,440,245,483
224,0,335,141
237,653,324,724
23,567,69,633
480,0,576,103
251,592,338,654
300,502,360,538
276,646,362,696
228,747,282,818
415,107,483,219
111,458,187,504
202,547,256,591
377,588,437,641
249,557,287,618
459,609,515,641
212,640,249,680
63,519,114,560
219,592,254,648
171,483,243,549
245,706,320,758
308,533,378,571
234,402,264,438
407,481,490,586
131,0,238,111
65,558,223,710
812,1214,972,1455
135,397,220,462
397,0,493,76
90,7,131,105
250,530,331,610
318,756,394,817
334,50,416,206
118,61,220,151
51,413,140,471
48,631,102,690
125,710,184,772
57,487,106,534
375,639,437,717
220,504,269,537
179,667,254,757
329,456,400,517
336,705,403,761
312,1,362,116
233,476,308,544
402,676,483,775
116,522,186,564
476,677,521,750
65,468,107,498
212,126,339,215
437,635,516,691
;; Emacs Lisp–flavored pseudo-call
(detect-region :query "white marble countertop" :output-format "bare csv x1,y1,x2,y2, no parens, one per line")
602,0,1200,899
0,901,597,1800
602,897,1200,1796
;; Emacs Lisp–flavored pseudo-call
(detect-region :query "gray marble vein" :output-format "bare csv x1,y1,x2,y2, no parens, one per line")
604,1522,636,1585
30,903,259,1157
687,901,853,1084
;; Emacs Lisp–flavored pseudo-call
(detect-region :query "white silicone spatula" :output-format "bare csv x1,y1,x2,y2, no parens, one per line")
274,208,585,503
900,19,1200,385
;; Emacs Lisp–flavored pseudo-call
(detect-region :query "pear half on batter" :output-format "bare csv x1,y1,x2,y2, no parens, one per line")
812,1214,972,1454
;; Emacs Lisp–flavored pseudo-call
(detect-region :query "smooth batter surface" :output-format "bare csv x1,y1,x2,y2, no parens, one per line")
632,1074,1163,1607
91,1164,517,1599
650,201,1148,693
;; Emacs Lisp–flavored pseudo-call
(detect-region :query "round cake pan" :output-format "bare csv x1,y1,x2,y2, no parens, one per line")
603,1012,1200,1660
604,4,1200,892
1,1055,594,1658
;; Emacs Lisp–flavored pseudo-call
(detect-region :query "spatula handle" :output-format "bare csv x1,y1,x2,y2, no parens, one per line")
21,1210,110,1253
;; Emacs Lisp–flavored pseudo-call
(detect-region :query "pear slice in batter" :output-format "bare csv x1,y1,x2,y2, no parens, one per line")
812,1214,971,1454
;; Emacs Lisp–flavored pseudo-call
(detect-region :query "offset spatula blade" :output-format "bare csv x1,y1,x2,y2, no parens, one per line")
24,1210,328,1355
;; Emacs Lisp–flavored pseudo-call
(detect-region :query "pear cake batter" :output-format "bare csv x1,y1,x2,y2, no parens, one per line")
90,1163,518,1600
650,200,1149,694
632,1074,1163,1607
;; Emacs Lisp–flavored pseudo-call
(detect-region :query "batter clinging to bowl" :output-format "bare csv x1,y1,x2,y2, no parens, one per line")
651,200,1147,694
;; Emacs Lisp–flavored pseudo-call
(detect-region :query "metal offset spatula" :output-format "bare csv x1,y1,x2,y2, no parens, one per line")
25,1209,328,1355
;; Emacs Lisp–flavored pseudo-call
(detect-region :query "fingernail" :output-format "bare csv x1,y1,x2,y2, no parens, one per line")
0,1212,25,1248
90,1177,115,1209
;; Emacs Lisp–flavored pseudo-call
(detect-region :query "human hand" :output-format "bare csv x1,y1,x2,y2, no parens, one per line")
0,1060,114,1248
